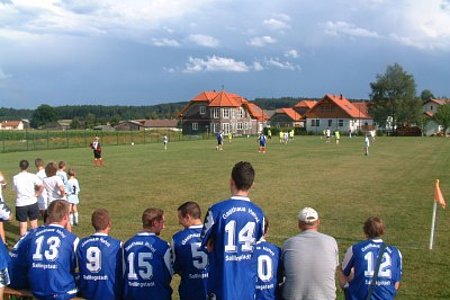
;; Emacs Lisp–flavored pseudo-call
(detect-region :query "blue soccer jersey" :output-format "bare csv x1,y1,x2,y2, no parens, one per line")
254,239,281,300
172,224,208,300
28,224,79,300
123,232,173,300
8,229,35,289
342,239,403,300
0,241,10,270
201,196,265,300
77,233,123,300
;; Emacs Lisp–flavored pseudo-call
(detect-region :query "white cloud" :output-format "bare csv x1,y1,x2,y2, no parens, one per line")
284,49,299,58
253,61,264,71
324,21,380,38
265,57,299,71
263,18,290,30
183,55,251,73
247,36,276,47
188,34,219,48
152,38,180,47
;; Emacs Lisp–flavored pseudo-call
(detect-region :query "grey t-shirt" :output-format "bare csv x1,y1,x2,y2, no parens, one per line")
282,229,339,300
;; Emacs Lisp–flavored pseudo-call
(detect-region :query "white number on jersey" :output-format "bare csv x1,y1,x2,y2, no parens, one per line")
257,254,273,282
224,221,256,253
364,251,392,278
191,242,208,269
127,252,154,280
86,246,102,273
32,236,61,261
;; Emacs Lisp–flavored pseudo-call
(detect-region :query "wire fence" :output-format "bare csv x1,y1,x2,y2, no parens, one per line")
0,129,213,153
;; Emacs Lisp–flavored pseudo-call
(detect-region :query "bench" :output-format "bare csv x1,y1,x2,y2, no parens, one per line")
3,287,85,300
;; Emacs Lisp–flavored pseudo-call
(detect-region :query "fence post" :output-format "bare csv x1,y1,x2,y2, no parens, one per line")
116,132,119,145
66,130,69,148
46,130,49,149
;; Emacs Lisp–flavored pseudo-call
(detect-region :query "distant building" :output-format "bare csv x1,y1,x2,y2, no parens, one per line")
423,98,450,136
293,100,317,116
114,120,144,131
0,120,25,130
269,108,304,128
305,94,374,134
179,90,269,135
141,119,179,131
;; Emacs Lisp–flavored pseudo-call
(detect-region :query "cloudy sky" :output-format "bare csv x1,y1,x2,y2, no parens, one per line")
1,0,450,109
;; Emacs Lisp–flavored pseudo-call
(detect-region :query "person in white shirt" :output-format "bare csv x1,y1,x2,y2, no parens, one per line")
43,162,67,204
35,158,48,217
57,160,68,184
13,160,44,236
65,168,80,226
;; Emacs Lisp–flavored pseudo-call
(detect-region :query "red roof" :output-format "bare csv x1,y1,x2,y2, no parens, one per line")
142,119,179,127
294,100,316,109
275,108,303,121
1,120,22,127
245,102,269,121
209,91,241,107
191,91,218,102
307,94,370,119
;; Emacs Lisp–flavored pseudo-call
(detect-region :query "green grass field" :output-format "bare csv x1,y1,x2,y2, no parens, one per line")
1,135,449,299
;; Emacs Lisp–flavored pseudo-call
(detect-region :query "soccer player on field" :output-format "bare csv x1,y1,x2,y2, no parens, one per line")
123,208,173,300
77,209,123,300
27,200,79,300
172,201,208,300
65,168,81,226
254,218,282,300
341,216,403,300
201,161,265,300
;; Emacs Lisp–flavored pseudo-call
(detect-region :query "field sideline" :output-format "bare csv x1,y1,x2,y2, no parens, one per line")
1,135,449,299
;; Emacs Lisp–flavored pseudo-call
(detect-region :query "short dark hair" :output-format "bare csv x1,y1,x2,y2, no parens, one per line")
19,160,29,170
45,162,58,177
58,161,66,169
142,208,164,229
47,200,69,223
178,201,201,219
35,158,45,168
231,161,255,191
91,209,111,231
363,216,386,239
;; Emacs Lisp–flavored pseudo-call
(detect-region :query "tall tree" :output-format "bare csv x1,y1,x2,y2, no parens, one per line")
420,89,434,101
30,104,59,128
434,104,450,135
368,63,421,133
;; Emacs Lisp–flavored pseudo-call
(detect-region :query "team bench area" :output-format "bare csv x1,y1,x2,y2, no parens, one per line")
3,287,86,300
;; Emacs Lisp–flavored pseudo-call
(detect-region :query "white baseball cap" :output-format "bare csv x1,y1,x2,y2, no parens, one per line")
298,207,319,223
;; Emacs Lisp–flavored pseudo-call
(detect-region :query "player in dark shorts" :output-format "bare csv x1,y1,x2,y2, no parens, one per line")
90,136,104,167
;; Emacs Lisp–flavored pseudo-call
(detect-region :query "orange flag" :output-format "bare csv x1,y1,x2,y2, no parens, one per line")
435,179,446,209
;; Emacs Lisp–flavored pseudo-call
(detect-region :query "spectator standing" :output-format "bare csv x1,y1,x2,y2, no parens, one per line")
254,218,282,300
123,208,173,300
43,162,67,204
35,158,48,218
201,161,265,300
13,160,44,236
27,200,79,300
57,161,68,185
172,201,208,300
65,168,80,226
341,216,403,300
281,207,339,300
77,209,123,300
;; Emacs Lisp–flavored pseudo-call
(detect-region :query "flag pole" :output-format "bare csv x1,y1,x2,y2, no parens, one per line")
429,201,438,250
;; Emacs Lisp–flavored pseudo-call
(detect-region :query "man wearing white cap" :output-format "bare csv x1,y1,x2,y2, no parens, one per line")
281,207,340,300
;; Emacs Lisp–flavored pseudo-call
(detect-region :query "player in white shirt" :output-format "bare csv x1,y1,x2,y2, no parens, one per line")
65,168,80,226
13,160,44,236
43,162,67,203
35,158,48,217
57,161,68,184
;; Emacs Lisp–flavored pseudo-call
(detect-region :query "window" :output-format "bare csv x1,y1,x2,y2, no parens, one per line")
328,120,332,127
192,123,198,130
338,120,344,127
223,109,230,119
200,106,206,115
316,120,320,127
237,122,243,130
213,108,220,119
310,120,315,127
223,123,230,134
238,108,245,118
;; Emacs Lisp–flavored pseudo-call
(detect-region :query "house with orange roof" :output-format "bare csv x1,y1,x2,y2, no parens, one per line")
293,100,317,116
269,108,304,128
304,94,374,134
423,98,450,136
0,120,26,130
179,90,268,135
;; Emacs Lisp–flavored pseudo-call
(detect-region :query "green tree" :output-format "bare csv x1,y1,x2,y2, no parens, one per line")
70,117,83,129
85,113,96,129
30,104,59,128
368,63,421,133
420,89,434,101
434,104,450,135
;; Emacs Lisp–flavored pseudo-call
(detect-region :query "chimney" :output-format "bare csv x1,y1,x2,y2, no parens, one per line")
340,93,343,100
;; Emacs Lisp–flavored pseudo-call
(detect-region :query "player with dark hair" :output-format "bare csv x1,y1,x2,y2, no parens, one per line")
341,216,403,300
57,161,68,185
123,208,173,300
13,159,44,236
77,209,123,300
35,158,48,218
172,201,208,300
201,161,265,300
27,200,79,300
254,218,282,300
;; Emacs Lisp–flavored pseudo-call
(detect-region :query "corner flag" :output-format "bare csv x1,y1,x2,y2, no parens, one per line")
434,179,446,209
